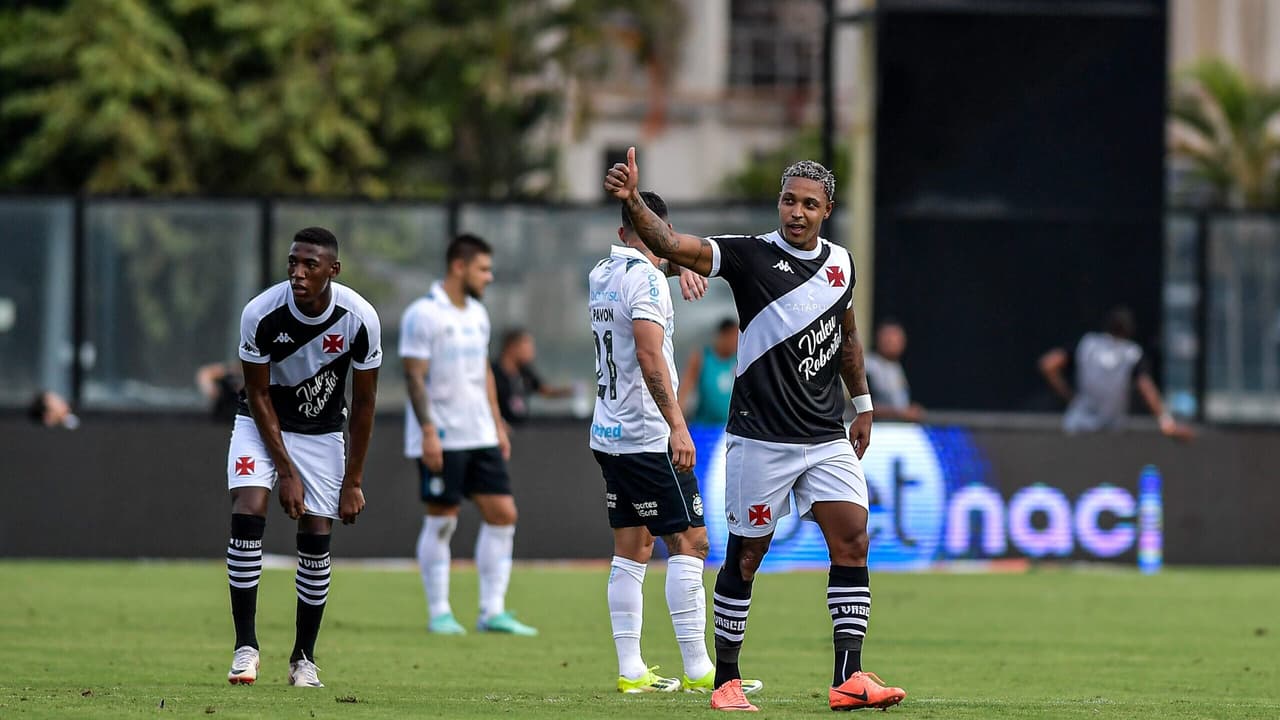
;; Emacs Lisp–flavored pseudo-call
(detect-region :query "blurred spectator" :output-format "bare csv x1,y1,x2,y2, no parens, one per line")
1039,306,1194,439
864,320,925,422
491,328,572,427
196,362,244,423
26,390,79,429
678,317,738,427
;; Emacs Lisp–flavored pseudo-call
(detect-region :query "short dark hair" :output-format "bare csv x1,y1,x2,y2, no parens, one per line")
621,190,668,231
294,227,339,256
26,392,46,425
1105,306,1136,339
717,317,737,333
447,233,492,266
500,327,530,352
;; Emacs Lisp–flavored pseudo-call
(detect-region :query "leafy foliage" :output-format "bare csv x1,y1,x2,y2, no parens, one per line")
0,0,681,197
1168,59,1280,208
719,128,852,201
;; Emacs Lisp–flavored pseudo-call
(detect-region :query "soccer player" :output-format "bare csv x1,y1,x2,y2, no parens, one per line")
224,227,381,688
605,149,907,712
589,191,761,696
400,234,536,636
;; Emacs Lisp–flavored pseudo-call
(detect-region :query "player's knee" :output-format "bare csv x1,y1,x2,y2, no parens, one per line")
664,528,708,560
831,529,869,565
739,543,769,581
480,500,517,526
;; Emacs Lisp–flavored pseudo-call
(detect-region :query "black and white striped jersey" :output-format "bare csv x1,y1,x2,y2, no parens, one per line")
236,281,382,435
707,231,854,444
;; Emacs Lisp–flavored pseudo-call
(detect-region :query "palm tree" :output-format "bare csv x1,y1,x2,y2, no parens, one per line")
1168,59,1280,208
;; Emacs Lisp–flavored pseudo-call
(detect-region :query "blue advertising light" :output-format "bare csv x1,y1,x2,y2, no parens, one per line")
690,424,1164,572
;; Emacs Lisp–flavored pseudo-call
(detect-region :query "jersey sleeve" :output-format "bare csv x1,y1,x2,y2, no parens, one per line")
705,235,752,282
622,264,668,328
351,303,383,371
398,302,433,360
238,303,269,364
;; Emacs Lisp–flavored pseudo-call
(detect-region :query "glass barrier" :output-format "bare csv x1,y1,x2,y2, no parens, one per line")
1205,216,1280,422
83,201,260,409
0,198,74,406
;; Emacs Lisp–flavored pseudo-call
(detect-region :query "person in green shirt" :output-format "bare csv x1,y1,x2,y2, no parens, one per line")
678,317,738,427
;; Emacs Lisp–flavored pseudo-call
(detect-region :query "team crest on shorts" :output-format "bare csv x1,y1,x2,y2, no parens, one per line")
429,477,445,497
691,493,704,517
748,503,772,527
235,456,255,476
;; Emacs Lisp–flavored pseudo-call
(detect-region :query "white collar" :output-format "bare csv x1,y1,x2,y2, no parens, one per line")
765,230,825,260
287,281,338,325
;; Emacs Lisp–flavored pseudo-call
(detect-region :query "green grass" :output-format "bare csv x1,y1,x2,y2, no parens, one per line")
0,562,1276,719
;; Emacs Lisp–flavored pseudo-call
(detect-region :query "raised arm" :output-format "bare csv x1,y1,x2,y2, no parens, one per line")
340,367,378,524
1038,348,1074,402
840,307,873,459
605,147,715,276
634,319,695,473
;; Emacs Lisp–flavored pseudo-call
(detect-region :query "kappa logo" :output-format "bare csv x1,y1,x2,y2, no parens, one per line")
748,503,772,527
772,260,794,274
234,456,255,476
826,265,846,287
274,332,294,344
322,333,344,354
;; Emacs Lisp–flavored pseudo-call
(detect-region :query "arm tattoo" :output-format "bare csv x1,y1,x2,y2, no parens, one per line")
643,370,674,408
840,325,869,397
625,194,677,256
695,238,710,267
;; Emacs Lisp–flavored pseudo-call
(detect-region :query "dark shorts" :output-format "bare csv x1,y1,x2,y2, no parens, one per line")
592,449,705,536
417,447,511,505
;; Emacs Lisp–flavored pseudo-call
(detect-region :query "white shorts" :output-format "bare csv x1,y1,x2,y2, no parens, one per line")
227,415,346,520
723,433,867,538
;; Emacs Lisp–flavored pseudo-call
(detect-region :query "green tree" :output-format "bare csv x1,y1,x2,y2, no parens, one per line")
0,0,683,198
1168,59,1280,208
720,128,852,200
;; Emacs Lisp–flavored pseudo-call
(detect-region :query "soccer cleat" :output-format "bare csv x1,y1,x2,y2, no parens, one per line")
287,655,324,688
683,671,763,695
476,610,538,636
428,612,467,635
710,679,759,712
828,671,906,711
226,646,259,685
617,666,682,694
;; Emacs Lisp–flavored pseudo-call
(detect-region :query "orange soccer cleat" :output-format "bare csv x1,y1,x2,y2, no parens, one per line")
829,671,906,711
710,679,759,712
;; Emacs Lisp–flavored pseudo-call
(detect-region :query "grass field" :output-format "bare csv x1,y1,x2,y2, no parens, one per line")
1,562,1276,719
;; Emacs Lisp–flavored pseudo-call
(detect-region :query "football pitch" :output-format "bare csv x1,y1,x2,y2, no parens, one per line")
1,562,1275,719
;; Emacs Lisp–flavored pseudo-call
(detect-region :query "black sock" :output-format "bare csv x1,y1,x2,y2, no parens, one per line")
290,533,331,663
227,513,266,650
713,534,754,688
829,564,870,686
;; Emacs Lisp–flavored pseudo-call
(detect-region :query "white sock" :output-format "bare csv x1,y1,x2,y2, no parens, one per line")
609,556,648,680
666,554,714,680
416,515,456,619
476,523,515,619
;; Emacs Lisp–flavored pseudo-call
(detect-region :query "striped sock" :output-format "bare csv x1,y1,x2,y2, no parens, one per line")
227,513,265,650
291,533,331,663
712,563,752,688
829,564,870,686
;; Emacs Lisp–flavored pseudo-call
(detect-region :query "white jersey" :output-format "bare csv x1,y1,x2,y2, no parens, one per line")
588,245,677,454
400,281,498,454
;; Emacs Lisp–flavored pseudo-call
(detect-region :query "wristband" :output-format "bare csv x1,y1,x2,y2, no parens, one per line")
852,394,873,414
